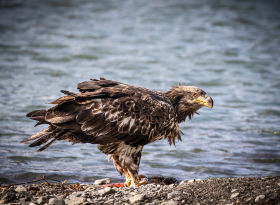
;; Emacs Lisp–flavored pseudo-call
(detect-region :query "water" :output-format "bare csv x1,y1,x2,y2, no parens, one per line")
0,0,280,184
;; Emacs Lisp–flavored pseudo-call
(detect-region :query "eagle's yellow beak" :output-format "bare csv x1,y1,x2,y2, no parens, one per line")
195,96,213,108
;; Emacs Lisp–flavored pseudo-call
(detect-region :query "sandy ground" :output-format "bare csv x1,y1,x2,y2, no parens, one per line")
1,176,279,204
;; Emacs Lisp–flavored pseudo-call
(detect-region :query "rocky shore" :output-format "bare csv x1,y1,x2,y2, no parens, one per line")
1,176,279,205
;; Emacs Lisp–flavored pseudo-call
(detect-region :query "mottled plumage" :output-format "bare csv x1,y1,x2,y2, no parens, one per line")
23,77,213,186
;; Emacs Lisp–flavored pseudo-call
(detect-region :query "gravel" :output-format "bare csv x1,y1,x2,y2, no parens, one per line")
0,176,279,205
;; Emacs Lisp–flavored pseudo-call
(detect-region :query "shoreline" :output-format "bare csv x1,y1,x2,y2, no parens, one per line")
1,176,279,204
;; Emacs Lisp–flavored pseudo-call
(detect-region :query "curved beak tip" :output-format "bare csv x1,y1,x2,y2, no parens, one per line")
208,97,213,109
203,96,213,109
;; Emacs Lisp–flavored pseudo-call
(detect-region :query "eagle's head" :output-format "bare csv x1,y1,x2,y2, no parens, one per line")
166,85,213,122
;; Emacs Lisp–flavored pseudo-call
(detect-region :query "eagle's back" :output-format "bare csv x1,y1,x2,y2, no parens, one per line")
23,78,181,151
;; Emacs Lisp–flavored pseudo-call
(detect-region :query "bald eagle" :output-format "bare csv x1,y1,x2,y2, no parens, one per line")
23,78,213,187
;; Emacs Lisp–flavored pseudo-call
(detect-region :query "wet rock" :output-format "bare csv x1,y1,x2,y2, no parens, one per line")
129,194,146,203
230,192,239,199
94,178,110,185
97,187,116,196
15,185,27,192
255,194,265,202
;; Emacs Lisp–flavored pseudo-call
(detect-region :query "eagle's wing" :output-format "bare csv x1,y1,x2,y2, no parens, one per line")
25,78,181,150
80,81,181,145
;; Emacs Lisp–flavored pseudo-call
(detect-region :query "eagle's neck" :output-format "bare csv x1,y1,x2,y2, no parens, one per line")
165,89,197,123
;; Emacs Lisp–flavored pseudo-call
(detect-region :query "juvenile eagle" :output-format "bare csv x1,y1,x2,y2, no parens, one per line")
23,78,213,187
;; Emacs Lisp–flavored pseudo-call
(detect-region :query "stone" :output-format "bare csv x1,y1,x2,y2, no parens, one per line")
168,184,175,188
230,192,239,199
167,191,182,199
255,195,265,202
65,194,86,205
179,181,187,186
97,187,116,196
37,196,48,205
188,179,196,183
231,189,238,193
29,203,37,205
129,194,146,203
161,200,178,205
94,178,110,185
15,185,27,192
0,200,5,205
49,197,65,205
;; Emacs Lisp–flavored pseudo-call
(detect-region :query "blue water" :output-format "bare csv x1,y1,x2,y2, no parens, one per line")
0,0,280,184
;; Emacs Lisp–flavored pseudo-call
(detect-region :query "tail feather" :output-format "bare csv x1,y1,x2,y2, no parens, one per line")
37,130,69,151
37,138,57,152
29,132,54,147
26,110,47,118
21,127,51,143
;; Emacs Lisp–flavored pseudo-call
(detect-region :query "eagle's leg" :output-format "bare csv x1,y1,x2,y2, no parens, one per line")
123,168,131,187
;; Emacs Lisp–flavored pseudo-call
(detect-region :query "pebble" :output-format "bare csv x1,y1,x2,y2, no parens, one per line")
65,194,86,205
179,181,187,186
188,179,196,183
94,178,110,185
49,197,65,205
167,191,182,199
0,200,5,205
230,192,239,199
129,194,146,203
15,185,27,192
255,194,265,202
37,196,49,205
231,189,238,193
97,187,116,196
161,200,178,205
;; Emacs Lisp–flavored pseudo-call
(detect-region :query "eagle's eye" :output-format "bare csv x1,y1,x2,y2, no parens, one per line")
193,93,198,98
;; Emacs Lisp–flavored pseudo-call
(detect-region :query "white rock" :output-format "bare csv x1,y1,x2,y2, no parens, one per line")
94,178,110,185
97,187,115,196
230,192,239,199
29,203,37,205
231,189,238,193
129,194,146,203
188,179,196,183
15,185,27,192
255,194,265,202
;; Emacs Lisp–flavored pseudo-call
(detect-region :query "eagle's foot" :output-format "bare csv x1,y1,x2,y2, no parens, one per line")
124,177,131,187
130,175,148,187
